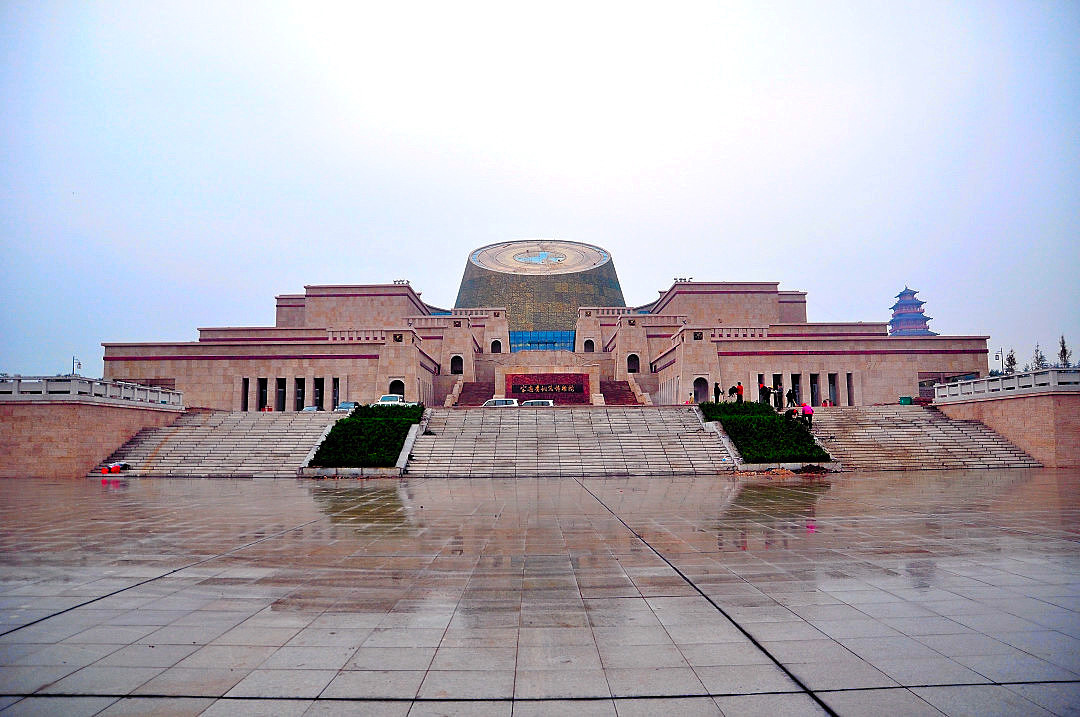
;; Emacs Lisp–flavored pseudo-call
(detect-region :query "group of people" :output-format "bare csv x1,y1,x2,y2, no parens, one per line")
714,381,744,403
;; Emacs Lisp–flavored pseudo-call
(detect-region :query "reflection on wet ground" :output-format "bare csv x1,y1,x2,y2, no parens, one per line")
0,469,1077,715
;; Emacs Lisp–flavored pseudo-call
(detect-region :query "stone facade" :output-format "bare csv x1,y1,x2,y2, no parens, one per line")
938,394,1080,468
102,245,988,411
0,402,180,479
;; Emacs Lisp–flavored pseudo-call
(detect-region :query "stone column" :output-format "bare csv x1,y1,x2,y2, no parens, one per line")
286,377,297,412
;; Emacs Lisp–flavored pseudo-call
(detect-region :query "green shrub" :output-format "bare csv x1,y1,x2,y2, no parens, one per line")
717,414,830,464
699,401,776,420
310,404,424,468
347,404,425,422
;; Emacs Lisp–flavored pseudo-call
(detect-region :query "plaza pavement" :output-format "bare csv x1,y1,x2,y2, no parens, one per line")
0,469,1078,716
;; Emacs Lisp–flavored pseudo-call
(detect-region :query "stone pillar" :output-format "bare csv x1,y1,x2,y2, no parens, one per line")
304,374,315,410
247,377,258,412
286,377,297,412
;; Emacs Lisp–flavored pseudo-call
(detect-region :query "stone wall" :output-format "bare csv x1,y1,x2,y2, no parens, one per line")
0,402,180,479
937,393,1080,468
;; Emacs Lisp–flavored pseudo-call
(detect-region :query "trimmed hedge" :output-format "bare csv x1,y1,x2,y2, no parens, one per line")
310,404,424,468
699,401,776,420
717,414,830,464
347,404,425,422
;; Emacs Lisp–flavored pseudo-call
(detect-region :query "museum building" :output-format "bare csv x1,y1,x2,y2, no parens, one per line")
102,240,988,410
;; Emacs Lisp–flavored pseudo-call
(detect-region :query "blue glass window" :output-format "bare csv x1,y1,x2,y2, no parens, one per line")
509,331,576,352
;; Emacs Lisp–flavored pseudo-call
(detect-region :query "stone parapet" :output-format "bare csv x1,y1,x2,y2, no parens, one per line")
935,368,1079,403
0,376,184,409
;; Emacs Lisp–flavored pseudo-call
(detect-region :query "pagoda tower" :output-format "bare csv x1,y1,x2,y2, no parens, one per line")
888,287,937,336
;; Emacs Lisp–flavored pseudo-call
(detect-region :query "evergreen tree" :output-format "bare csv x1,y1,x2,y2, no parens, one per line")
1004,349,1017,374
1058,335,1072,368
1032,343,1048,370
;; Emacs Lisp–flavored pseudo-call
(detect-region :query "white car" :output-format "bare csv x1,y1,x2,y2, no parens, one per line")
369,394,418,407
520,399,554,407
481,398,518,407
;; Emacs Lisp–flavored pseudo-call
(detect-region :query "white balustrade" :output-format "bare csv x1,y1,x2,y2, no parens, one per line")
0,376,184,408
934,368,1080,402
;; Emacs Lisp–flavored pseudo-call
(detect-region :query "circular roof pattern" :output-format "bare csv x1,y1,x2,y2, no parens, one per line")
469,240,611,276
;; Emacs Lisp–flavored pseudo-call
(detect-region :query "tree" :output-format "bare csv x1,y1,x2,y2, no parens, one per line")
1058,335,1072,368
1032,344,1048,370
1004,349,1017,375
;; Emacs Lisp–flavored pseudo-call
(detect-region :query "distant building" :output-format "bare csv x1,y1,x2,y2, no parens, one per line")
888,287,938,336
103,240,987,409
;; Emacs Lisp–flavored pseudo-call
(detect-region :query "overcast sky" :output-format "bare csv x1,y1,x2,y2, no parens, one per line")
2,1,1078,377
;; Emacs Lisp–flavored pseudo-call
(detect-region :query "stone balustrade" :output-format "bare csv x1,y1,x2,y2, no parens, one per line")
935,368,1080,402
0,376,184,408
328,329,387,342
712,326,770,340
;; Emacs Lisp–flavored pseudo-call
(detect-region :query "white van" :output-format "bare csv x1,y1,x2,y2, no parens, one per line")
481,398,518,407
520,399,554,407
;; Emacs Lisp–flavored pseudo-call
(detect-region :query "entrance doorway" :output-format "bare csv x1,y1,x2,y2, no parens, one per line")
693,377,709,403
389,379,405,396
257,377,268,411
627,354,640,374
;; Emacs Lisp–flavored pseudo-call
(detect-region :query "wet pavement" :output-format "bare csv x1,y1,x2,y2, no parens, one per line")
0,469,1078,716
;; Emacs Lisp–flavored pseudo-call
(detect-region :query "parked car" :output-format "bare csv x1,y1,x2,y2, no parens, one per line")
481,398,518,407
334,401,358,412
369,394,418,407
520,399,554,407
301,405,321,412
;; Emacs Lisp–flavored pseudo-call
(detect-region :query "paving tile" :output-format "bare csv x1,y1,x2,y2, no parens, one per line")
96,696,217,715
912,684,1058,717
319,669,425,699
132,666,250,697
818,687,941,716
612,696,723,716
223,668,336,698
0,696,119,716
38,665,163,695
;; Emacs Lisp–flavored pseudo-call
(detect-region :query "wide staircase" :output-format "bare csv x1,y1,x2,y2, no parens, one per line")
456,382,494,406
600,381,640,405
812,405,1040,471
406,406,735,477
93,411,341,478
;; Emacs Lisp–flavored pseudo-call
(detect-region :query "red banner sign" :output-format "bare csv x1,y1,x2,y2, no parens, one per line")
506,373,590,404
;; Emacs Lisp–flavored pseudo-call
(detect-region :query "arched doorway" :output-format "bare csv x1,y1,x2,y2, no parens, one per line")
389,379,405,396
627,354,640,374
450,355,463,375
693,377,709,403
583,339,594,353
490,340,502,354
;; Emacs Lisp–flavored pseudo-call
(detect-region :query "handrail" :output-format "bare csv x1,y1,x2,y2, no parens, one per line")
0,376,184,408
934,368,1080,402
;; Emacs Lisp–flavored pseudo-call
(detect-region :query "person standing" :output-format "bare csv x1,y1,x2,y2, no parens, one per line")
714,382,721,403
736,382,744,403
758,382,768,404
786,387,797,408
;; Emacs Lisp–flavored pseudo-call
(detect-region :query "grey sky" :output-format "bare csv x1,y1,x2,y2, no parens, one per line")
2,1,1078,377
